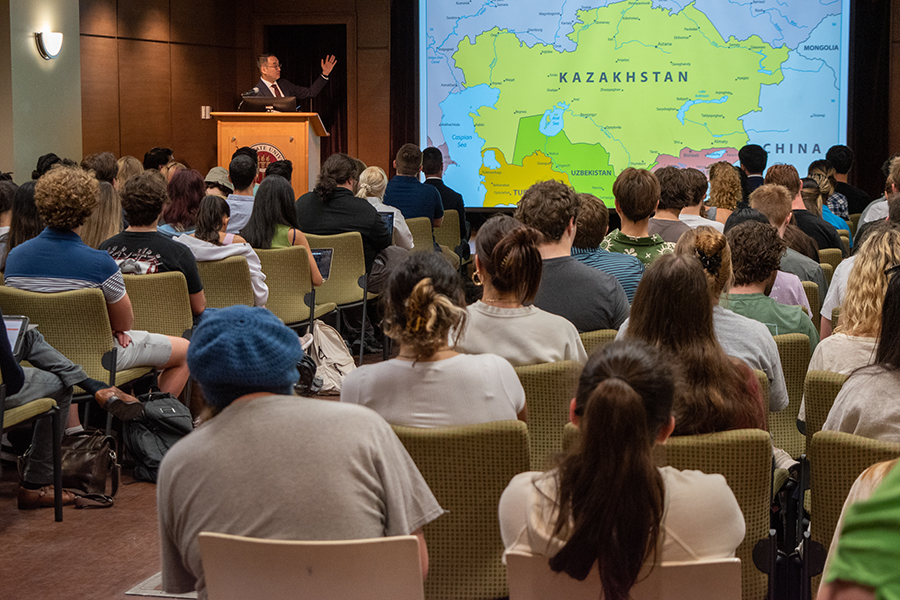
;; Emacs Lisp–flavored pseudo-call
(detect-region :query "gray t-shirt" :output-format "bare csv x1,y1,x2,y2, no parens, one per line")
780,248,828,309
533,256,629,333
225,193,255,234
158,396,443,599
648,218,693,244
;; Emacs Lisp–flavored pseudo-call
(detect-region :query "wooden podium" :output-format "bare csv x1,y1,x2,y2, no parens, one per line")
212,112,329,199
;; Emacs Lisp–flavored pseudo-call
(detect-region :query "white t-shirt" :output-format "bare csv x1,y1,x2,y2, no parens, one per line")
679,213,725,233
455,302,588,366
798,332,878,421
823,369,900,443
499,468,744,560
340,353,526,427
366,196,414,250
821,256,855,324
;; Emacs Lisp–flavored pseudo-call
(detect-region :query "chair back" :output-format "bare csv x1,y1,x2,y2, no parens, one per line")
433,210,461,250
305,232,367,307
392,420,530,600
196,256,255,308
514,361,582,470
839,235,850,256
849,213,861,235
578,329,617,357
754,369,769,418
803,370,849,447
818,248,842,272
255,246,314,326
123,272,193,338
407,217,434,254
199,532,424,600
801,280,820,333
831,306,840,326
770,333,811,458
654,429,772,600
809,431,900,594
506,552,741,600
819,262,834,286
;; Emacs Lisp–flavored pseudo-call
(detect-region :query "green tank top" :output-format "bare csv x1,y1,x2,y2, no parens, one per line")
270,224,293,248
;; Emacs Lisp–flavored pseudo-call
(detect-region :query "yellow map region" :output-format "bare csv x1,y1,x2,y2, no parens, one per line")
480,149,570,208
453,1,790,184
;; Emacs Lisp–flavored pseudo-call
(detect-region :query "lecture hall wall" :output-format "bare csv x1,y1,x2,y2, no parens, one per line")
79,0,391,178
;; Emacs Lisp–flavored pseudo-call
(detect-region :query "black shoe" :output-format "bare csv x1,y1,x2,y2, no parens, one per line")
351,336,383,354
294,355,320,396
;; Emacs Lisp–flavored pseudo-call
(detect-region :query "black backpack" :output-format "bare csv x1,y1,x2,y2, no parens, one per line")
123,392,194,482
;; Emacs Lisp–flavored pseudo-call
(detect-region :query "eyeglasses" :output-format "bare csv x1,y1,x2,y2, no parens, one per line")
264,62,282,70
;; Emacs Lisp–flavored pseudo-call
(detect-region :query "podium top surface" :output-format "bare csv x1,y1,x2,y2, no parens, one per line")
211,112,328,137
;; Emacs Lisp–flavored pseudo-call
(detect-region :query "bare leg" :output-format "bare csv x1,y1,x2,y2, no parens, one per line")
158,336,190,397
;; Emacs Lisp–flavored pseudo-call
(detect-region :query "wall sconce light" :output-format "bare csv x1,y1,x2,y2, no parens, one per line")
35,31,63,60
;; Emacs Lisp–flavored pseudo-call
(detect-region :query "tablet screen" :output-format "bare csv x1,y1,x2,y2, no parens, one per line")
380,212,395,235
311,248,334,282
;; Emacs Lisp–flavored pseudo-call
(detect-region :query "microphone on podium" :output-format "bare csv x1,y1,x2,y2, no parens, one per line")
241,87,259,97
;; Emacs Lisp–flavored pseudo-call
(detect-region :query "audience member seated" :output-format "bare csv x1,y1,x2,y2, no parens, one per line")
723,207,811,314
357,166,414,250
203,167,233,199
722,221,819,350
823,269,900,441
622,254,766,434
859,156,896,226
7,181,45,264
455,215,587,365
158,305,442,599
740,144,768,193
827,144,871,215
766,163,845,256
296,154,402,293
340,251,526,426
516,180,629,332
32,153,67,180
175,195,268,307
423,146,469,258
601,167,675,265
242,174,322,286
803,176,853,252
115,155,143,194
670,226,789,413
571,192,644,303
4,166,190,398
80,181,123,249
679,166,724,232
750,183,830,305
499,340,744,600
224,155,256,234
143,147,174,172
706,161,742,224
808,160,851,221
798,227,900,423
159,169,205,237
648,167,692,243
100,171,206,318
264,159,293,182
384,144,444,241
80,151,118,186
0,179,17,269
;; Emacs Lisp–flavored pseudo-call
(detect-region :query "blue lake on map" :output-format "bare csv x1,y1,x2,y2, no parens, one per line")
482,150,502,170
539,103,569,136
676,95,729,125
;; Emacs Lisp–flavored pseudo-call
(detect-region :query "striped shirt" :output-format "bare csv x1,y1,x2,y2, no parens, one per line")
5,227,127,303
571,246,645,303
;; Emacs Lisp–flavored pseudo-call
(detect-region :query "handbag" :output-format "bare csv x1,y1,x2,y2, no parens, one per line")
123,391,193,483
299,320,357,395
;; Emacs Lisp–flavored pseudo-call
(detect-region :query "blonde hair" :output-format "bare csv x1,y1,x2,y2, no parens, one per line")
707,162,741,210
675,226,733,299
80,181,123,248
116,156,143,192
839,226,900,337
355,166,388,199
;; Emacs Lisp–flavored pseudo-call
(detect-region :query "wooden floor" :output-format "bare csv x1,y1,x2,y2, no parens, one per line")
0,349,390,599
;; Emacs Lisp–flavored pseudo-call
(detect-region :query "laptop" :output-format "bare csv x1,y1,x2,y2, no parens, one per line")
311,248,334,282
380,212,395,236
4,315,30,361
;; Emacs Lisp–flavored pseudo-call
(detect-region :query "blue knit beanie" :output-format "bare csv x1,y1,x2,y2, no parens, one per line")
188,306,303,408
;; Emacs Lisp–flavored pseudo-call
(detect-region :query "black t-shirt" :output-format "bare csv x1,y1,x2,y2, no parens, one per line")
834,181,871,216
792,210,845,255
99,230,204,294
425,178,467,241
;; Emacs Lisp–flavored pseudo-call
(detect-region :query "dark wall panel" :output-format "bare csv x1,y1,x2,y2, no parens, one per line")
118,39,171,161
170,0,235,48
171,44,219,170
80,35,120,157
118,1,170,42
80,0,117,37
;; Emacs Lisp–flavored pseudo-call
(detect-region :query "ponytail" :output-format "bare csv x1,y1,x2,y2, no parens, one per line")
314,153,357,201
549,341,672,600
475,214,543,303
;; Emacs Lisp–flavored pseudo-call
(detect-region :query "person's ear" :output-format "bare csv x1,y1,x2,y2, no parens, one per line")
656,415,676,444
569,398,579,427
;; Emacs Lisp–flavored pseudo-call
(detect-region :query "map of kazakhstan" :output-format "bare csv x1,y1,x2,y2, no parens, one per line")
422,0,847,207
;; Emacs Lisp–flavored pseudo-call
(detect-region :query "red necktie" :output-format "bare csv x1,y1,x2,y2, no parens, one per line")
272,84,282,98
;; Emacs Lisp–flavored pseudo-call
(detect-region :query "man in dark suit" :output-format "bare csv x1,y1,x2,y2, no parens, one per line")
739,144,767,193
422,147,469,252
253,54,337,102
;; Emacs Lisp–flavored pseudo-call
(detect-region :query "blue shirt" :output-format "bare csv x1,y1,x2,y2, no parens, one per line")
5,227,126,302
384,175,444,221
822,205,852,247
571,246,645,303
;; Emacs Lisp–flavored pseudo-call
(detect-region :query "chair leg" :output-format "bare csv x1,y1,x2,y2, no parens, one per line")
51,406,62,522
358,276,369,367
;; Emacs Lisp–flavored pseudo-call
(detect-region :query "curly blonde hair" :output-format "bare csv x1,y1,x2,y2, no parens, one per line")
839,225,900,337
355,166,388,199
34,165,100,229
707,162,741,210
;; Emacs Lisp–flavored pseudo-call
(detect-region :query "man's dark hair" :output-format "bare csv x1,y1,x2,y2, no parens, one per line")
573,193,609,249
232,146,259,163
0,180,18,213
515,180,579,241
726,221,786,286
81,151,118,184
257,53,275,69
121,170,167,226
143,147,173,171
395,143,422,175
738,144,767,174
612,167,660,222
32,153,62,180
422,147,444,176
683,168,708,206
229,155,257,191
266,160,293,181
826,145,854,175
655,167,691,211
723,207,769,233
